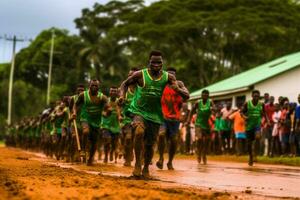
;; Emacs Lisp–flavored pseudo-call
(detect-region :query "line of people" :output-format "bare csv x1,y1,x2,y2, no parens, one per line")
5,51,190,178
5,50,300,179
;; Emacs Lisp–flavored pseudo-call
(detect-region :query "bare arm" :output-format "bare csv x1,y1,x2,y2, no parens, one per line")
72,93,84,117
119,71,142,100
187,102,198,124
177,80,190,101
168,74,190,100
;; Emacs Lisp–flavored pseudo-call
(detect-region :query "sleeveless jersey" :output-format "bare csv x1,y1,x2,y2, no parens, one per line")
101,98,120,134
129,68,168,124
80,90,104,128
195,99,211,130
161,85,183,121
122,88,135,126
246,100,263,130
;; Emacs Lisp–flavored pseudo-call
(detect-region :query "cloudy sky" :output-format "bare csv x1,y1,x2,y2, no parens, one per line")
0,0,155,63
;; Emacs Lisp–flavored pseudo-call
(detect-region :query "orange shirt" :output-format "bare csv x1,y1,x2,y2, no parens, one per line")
229,111,246,133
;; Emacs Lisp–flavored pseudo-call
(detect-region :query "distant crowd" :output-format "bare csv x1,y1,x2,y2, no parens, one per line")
181,93,300,158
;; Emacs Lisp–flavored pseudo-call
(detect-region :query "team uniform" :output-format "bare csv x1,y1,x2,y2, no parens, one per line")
129,68,168,176
157,84,183,169
80,90,105,164
244,100,263,165
101,98,121,163
121,88,135,166
195,99,212,163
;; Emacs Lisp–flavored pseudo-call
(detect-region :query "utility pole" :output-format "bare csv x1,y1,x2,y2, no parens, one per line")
46,30,55,105
6,35,25,125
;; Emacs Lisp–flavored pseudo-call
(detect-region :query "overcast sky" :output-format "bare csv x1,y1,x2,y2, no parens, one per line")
0,0,155,63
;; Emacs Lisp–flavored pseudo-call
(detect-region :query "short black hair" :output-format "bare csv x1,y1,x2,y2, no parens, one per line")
202,89,209,95
252,90,260,95
167,67,176,72
149,50,162,59
110,86,118,89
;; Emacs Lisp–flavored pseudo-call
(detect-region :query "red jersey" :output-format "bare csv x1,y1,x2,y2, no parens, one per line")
161,85,183,120
265,103,275,123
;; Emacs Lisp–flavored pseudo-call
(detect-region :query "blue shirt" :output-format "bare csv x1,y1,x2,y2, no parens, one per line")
295,105,300,119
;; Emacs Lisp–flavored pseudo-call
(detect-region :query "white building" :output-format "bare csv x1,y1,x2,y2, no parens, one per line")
190,52,300,106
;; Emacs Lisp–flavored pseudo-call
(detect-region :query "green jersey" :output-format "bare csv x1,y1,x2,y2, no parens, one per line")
122,88,135,126
214,117,222,132
129,68,168,124
61,107,70,128
195,99,211,130
246,100,263,131
101,98,120,134
80,90,105,128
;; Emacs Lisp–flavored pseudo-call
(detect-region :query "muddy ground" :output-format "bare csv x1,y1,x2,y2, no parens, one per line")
0,147,296,200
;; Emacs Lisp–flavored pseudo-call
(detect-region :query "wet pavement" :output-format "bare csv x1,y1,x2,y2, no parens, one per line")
152,159,300,198
30,152,300,199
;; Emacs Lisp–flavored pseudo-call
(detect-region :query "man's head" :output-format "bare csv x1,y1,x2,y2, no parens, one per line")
55,100,61,107
201,89,209,101
298,94,300,104
149,50,163,73
264,93,269,103
89,79,100,95
62,96,70,107
226,101,232,110
269,96,275,104
278,96,284,105
128,67,139,77
275,103,280,111
167,67,176,77
252,90,260,102
109,86,119,98
283,100,289,109
76,84,85,95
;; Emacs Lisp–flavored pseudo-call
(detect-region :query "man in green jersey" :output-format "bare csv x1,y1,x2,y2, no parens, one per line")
101,86,122,163
119,67,139,167
51,99,68,160
242,90,267,166
73,79,108,166
69,84,85,162
188,90,214,165
119,50,189,178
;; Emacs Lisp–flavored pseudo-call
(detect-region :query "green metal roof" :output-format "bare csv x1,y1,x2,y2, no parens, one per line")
190,51,300,100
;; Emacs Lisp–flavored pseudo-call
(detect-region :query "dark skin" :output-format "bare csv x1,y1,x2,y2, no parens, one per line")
69,86,85,111
103,88,122,121
188,92,214,124
72,80,108,118
241,92,268,122
167,70,189,101
119,55,189,103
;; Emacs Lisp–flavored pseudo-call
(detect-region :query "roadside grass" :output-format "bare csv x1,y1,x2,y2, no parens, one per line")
0,140,4,147
175,154,300,167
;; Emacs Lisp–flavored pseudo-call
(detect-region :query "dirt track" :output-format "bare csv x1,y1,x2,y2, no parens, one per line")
0,147,296,200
